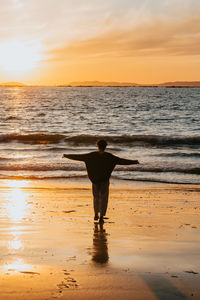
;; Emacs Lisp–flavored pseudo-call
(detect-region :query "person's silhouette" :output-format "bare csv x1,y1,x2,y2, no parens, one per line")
63,139,139,223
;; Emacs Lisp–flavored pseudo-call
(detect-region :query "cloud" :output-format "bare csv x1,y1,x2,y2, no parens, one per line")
0,0,142,43
1,1,200,61
48,15,200,61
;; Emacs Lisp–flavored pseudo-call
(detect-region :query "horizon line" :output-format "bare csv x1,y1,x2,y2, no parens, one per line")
0,80,200,87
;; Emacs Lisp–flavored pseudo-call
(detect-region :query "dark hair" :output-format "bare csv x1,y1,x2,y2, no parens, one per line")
97,139,107,150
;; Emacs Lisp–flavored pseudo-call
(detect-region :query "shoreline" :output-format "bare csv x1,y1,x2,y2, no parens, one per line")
0,176,199,189
0,178,199,299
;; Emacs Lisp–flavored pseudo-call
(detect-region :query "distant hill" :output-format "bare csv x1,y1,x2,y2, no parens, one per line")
1,81,200,87
58,81,200,87
0,82,26,87
60,81,139,87
158,81,200,87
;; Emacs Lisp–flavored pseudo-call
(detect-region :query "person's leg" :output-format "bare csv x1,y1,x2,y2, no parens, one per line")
99,181,109,223
92,183,100,220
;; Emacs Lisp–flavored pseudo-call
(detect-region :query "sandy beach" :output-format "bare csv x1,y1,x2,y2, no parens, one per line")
1,0,200,298
0,179,199,300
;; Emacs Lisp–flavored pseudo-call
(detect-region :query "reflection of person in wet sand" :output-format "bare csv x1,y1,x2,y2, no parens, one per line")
63,139,139,223
92,223,109,264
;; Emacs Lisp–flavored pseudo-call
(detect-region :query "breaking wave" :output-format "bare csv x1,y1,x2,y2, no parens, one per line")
65,134,200,146
0,173,197,185
0,133,65,144
0,163,199,175
152,152,200,158
0,133,200,147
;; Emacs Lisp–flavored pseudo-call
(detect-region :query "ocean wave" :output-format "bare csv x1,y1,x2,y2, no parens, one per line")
5,116,21,121
37,113,46,117
47,146,73,151
112,176,199,185
0,133,65,144
116,166,200,175
0,164,86,172
65,134,200,147
151,152,200,158
0,174,87,180
0,173,197,185
0,133,200,147
0,163,199,175
0,157,12,161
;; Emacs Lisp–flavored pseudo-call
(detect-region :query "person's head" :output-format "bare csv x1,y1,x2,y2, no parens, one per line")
97,139,107,151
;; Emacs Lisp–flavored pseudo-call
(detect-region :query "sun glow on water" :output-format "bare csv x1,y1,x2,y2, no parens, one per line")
3,258,33,273
0,180,34,274
3,180,30,222
8,237,23,250
8,190,27,221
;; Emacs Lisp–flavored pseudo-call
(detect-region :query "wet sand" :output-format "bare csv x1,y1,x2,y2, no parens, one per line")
0,179,200,300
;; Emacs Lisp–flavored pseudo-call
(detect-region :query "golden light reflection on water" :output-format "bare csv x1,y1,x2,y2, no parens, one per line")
8,189,27,221
8,237,23,250
4,180,30,222
3,258,33,273
4,179,29,189
0,180,33,273
10,153,32,160
3,180,30,251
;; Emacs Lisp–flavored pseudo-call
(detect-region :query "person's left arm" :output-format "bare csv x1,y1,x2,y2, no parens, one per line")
115,156,139,165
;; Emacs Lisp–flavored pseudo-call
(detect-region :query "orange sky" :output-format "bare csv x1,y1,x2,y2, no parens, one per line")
0,0,200,84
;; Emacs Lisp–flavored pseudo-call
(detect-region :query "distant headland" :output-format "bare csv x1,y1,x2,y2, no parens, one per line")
0,82,26,87
1,81,200,87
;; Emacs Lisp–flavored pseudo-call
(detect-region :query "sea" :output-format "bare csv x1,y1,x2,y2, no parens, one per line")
0,86,199,185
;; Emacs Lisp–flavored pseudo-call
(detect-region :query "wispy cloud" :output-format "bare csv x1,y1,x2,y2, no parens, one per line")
48,15,200,61
1,0,200,44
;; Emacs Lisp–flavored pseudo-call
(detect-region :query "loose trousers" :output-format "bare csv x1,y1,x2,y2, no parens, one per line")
92,181,109,216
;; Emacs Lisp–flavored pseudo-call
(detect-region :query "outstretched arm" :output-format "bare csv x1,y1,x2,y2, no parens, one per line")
116,157,139,165
63,153,88,161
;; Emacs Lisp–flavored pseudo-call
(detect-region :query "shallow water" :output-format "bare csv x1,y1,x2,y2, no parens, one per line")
0,86,199,184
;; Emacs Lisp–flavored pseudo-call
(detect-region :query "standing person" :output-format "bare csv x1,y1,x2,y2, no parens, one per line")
63,139,139,223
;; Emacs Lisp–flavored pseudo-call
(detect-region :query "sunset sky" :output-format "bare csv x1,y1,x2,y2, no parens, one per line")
0,0,200,84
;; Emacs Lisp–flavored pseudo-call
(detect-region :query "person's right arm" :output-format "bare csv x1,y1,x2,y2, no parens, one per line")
62,153,88,161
